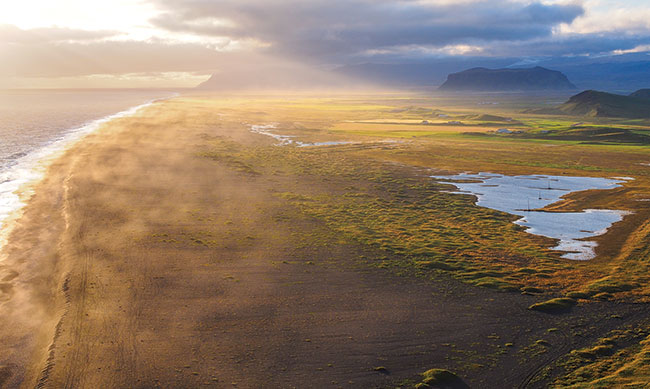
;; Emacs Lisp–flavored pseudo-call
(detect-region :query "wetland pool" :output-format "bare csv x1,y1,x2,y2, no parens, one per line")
250,124,354,147
431,172,631,260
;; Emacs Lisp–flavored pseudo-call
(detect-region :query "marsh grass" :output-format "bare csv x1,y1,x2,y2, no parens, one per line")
552,326,650,387
203,137,644,302
176,95,650,388
192,96,650,303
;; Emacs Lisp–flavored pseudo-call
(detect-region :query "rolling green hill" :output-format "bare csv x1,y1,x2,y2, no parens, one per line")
556,90,650,118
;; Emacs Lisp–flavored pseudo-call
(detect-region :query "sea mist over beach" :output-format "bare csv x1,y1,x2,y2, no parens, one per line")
0,89,172,235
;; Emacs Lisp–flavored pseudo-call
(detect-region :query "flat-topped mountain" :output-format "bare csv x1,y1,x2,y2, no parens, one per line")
439,66,576,91
555,90,650,118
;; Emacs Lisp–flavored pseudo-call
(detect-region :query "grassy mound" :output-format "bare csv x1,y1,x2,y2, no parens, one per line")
585,278,637,295
553,328,650,387
565,291,590,299
574,344,614,359
415,369,468,388
528,297,576,313
532,89,650,118
521,286,545,294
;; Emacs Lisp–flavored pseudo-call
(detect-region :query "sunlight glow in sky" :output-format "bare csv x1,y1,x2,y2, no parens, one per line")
0,0,156,31
3,0,647,42
1,0,648,88
0,0,236,45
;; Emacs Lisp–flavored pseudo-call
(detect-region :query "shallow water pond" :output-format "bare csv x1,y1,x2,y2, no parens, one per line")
249,124,354,147
431,172,630,260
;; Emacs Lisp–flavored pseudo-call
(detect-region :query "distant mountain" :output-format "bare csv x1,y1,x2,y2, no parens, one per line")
335,59,516,87
438,67,576,91
534,90,650,118
629,89,650,99
535,53,650,91
332,53,650,91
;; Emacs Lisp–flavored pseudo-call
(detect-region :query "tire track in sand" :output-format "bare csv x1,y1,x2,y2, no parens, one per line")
36,154,92,389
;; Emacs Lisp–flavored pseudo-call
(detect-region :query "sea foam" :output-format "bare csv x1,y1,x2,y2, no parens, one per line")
0,95,174,249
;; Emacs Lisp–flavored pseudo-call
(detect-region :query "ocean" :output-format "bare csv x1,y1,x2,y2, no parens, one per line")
0,89,174,241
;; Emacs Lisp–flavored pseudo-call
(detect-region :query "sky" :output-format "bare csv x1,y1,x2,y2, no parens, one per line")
0,0,649,88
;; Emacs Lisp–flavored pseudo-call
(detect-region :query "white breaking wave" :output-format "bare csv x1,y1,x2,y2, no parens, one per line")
0,94,176,250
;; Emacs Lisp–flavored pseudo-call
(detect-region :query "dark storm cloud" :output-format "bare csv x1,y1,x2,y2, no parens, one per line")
504,34,650,57
358,33,650,62
150,0,585,61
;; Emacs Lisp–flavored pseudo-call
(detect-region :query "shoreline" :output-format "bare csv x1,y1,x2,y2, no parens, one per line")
0,96,174,388
0,94,176,253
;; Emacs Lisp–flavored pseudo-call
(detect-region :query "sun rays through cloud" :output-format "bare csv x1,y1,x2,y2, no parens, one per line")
0,0,649,88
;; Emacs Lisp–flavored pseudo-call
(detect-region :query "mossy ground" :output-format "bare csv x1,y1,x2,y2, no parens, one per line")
181,93,650,386
185,94,650,302
544,323,650,388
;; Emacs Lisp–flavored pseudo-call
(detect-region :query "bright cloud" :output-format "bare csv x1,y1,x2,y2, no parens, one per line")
0,0,648,88
0,0,157,31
